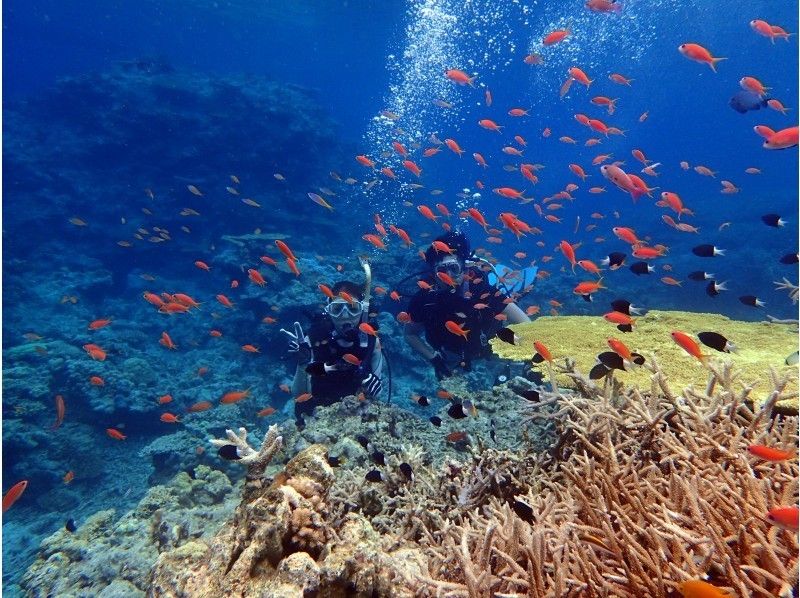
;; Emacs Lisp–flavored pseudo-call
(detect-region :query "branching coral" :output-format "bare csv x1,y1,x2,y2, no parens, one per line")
408,362,798,597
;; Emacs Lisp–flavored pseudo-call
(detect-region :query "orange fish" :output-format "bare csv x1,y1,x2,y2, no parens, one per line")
221,389,251,404
436,272,457,287
444,138,465,156
543,28,570,45
533,341,552,362
363,234,387,250
83,343,107,361
573,280,605,295
318,283,336,300
607,338,633,362
355,154,376,168
559,240,577,272
106,428,127,440
747,445,794,462
397,311,412,324
766,506,799,531
90,376,105,386
403,160,422,177
160,413,180,423
609,73,633,86
671,331,706,363
275,240,297,261
417,205,438,221
248,269,266,287
295,392,313,403
230,280,240,289
445,320,469,339
173,293,201,309
159,331,177,350
678,43,727,71
2,480,28,513
342,353,362,366
677,580,733,598
359,322,378,336
257,406,276,417
478,118,503,132
88,318,112,330
216,294,234,308
603,311,635,326
445,69,476,86
467,208,489,230
51,394,65,430
209,329,223,338
159,302,190,314
568,66,592,87
187,401,212,413
194,260,211,271
63,471,74,484
242,344,260,353
158,394,173,404
143,292,165,308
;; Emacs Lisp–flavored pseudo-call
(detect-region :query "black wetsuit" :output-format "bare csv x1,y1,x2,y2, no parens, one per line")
407,267,509,366
296,314,377,422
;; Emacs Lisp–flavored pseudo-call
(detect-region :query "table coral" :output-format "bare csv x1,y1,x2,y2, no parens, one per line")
490,309,799,411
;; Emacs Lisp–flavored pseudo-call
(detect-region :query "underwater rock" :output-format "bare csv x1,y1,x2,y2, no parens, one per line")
150,440,428,597
19,466,238,597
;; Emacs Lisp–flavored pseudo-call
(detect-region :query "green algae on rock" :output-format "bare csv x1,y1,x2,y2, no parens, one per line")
490,310,799,410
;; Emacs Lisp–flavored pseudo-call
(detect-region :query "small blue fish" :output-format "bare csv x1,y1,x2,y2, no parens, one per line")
729,90,768,114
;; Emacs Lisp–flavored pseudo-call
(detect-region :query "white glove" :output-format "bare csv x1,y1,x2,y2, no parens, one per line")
280,321,311,363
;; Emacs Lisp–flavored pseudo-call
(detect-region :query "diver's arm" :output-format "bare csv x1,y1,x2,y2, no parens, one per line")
404,321,438,361
502,302,531,324
291,364,311,396
370,338,384,376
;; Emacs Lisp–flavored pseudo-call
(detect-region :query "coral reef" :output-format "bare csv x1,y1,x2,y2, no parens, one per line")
403,362,798,597
491,309,799,410
19,466,238,597
18,359,798,596
150,434,428,597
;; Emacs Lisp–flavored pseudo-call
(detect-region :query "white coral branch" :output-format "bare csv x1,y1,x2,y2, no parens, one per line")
209,424,282,467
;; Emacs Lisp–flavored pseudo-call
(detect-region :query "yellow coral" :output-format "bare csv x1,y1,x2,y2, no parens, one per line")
491,310,798,410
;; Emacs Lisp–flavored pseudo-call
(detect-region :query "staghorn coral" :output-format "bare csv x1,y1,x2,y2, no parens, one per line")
406,362,799,597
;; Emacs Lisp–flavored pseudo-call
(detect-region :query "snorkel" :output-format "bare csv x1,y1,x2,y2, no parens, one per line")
359,255,372,312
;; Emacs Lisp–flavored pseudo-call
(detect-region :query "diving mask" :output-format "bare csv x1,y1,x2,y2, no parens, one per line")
325,299,365,318
435,260,463,277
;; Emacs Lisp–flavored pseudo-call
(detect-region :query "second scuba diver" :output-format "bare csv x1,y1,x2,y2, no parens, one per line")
281,258,384,427
403,229,530,380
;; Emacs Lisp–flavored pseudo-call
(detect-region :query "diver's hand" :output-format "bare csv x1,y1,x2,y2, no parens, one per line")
430,352,452,380
280,322,311,363
361,373,383,400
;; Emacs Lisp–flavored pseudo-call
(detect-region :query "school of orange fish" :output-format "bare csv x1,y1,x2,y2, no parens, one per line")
6,11,798,582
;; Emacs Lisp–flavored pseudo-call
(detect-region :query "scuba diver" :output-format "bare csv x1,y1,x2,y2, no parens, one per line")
281,258,383,427
403,229,530,380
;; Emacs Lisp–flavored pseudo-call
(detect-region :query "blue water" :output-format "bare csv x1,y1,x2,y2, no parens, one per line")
3,0,798,593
